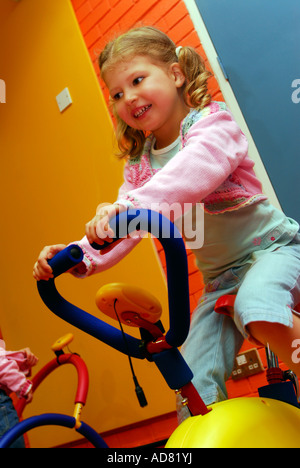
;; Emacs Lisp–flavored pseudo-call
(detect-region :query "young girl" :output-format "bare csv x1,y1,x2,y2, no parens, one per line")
0,339,38,447
33,27,300,415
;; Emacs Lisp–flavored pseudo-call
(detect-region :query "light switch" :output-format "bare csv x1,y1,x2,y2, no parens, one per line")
56,87,72,112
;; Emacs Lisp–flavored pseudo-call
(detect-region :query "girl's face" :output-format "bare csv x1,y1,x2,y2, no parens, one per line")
104,55,189,148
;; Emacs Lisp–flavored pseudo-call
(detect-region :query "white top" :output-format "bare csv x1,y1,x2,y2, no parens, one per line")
150,136,181,169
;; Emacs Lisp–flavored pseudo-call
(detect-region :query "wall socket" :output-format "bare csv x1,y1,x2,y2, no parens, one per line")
231,348,264,381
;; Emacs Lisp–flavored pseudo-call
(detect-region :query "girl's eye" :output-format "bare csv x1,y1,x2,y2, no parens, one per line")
112,92,123,101
133,76,144,86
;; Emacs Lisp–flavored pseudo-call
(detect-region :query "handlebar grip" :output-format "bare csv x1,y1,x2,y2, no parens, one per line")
47,245,84,278
90,209,174,251
90,212,131,251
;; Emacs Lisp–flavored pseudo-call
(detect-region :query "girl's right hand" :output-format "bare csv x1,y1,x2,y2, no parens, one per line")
33,244,66,281
85,203,122,246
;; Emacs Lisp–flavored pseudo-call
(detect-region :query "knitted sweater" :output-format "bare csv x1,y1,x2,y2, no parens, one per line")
118,102,266,214
71,102,268,278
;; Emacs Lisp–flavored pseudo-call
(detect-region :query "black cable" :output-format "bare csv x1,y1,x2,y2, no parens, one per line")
113,299,148,408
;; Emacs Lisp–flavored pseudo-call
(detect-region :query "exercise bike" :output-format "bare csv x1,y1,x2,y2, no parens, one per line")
24,210,300,446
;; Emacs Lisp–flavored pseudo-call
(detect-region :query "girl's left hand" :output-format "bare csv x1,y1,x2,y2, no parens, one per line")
25,389,34,404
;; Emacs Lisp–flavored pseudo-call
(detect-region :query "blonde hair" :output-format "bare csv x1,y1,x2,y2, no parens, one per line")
99,26,212,160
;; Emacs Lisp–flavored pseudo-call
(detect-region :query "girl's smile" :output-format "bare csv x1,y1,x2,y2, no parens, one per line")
132,104,152,119
104,55,189,148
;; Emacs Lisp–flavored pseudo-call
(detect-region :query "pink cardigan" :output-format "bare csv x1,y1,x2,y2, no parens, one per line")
0,340,32,397
119,102,266,214
71,102,267,278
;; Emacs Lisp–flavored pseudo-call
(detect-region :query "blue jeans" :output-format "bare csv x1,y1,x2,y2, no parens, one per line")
0,390,25,448
179,234,300,421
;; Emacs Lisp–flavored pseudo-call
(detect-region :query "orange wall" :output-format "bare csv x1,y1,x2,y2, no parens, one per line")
0,0,17,27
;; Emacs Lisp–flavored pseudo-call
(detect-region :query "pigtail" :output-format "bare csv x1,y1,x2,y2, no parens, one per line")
177,47,212,110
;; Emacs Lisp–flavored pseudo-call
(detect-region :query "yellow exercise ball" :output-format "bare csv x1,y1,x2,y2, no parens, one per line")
166,397,300,448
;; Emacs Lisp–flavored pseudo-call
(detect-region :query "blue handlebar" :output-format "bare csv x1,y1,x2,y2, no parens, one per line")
37,245,143,358
37,209,190,357
0,414,108,448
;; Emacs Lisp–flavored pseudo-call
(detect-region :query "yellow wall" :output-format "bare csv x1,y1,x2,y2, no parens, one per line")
0,0,173,448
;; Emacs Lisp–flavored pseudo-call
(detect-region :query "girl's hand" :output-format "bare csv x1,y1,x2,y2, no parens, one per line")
85,203,124,246
33,244,67,281
25,389,34,404
20,348,39,368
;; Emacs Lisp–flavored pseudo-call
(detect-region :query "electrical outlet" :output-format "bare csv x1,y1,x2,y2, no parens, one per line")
231,348,264,381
